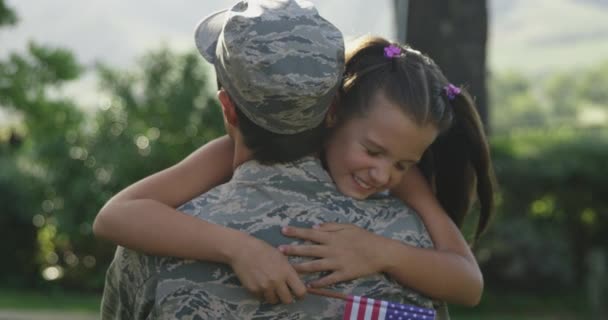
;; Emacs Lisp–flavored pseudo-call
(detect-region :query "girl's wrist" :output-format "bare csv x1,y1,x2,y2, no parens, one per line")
372,235,402,273
217,229,256,264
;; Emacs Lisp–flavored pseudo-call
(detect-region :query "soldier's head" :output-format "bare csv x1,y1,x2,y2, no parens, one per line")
195,0,345,164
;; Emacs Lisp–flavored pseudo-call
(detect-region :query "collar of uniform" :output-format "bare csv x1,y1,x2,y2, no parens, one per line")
231,156,333,185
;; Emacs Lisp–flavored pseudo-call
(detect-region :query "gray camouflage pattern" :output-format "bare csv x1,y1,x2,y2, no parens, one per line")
101,157,449,319
195,0,345,134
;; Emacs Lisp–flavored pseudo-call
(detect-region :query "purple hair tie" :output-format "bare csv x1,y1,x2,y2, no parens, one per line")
384,44,402,58
444,84,461,101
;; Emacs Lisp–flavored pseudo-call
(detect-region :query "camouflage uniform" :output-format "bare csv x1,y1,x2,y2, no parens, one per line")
194,0,345,135
102,157,448,319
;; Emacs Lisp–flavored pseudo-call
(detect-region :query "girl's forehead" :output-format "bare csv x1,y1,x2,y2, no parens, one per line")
338,95,438,158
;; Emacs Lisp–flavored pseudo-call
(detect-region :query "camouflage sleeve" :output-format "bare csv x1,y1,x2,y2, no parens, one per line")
100,247,158,320
434,302,451,320
101,247,135,320
151,285,242,319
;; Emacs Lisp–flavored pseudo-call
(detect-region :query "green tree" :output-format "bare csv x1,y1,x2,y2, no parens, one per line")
0,0,85,286
545,74,579,120
0,0,17,26
576,61,608,109
481,128,608,290
490,72,547,133
29,48,223,290
0,40,86,288
0,0,223,289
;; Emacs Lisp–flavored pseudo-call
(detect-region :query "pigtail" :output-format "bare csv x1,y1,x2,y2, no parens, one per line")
425,118,475,227
339,36,496,242
427,90,496,242
460,93,496,241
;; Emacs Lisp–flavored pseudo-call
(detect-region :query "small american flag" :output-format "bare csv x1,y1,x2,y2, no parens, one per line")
343,295,436,320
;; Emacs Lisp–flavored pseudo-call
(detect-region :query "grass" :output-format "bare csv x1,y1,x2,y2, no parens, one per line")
449,289,589,320
0,289,100,312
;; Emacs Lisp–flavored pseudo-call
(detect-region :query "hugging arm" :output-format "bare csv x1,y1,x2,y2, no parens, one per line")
280,166,483,306
93,135,306,304
386,167,483,305
93,135,236,257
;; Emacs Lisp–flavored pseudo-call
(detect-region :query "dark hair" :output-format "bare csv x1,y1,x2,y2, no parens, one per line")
337,36,496,241
217,80,327,164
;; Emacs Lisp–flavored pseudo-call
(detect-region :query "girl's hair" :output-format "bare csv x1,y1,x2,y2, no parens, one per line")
336,36,496,241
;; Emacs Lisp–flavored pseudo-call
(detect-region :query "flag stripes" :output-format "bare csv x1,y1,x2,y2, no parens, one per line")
343,295,435,320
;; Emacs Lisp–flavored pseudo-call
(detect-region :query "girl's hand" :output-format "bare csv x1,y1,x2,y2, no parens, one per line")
229,236,307,304
279,223,387,288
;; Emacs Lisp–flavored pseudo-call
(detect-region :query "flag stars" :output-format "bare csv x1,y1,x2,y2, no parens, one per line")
344,295,435,320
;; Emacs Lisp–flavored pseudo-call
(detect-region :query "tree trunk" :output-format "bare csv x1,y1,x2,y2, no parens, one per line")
398,0,489,131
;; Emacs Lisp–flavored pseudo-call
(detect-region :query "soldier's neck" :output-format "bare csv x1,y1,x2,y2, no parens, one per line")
232,136,253,170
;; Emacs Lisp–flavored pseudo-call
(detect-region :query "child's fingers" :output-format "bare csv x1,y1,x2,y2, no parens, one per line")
292,258,333,274
313,222,349,232
287,275,307,300
263,288,279,305
276,282,294,304
308,272,342,288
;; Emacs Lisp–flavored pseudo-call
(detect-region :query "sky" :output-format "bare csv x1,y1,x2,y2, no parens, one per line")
0,0,395,68
0,0,396,114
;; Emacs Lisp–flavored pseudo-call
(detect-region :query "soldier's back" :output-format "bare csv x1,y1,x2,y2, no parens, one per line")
153,158,434,319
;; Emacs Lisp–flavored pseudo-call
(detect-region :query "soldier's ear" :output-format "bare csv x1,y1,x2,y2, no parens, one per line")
218,90,239,127
325,100,338,128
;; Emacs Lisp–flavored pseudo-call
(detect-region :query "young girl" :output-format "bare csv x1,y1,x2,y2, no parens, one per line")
94,36,495,308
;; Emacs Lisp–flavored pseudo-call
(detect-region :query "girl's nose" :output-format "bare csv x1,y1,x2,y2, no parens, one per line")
369,164,391,187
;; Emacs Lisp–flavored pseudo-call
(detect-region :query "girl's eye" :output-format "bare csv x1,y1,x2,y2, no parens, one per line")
396,162,411,172
366,149,381,157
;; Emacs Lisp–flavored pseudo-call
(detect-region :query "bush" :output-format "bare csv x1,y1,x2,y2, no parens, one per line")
0,150,40,287
478,127,608,291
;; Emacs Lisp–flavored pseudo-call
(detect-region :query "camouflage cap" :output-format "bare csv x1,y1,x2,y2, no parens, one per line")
195,0,345,134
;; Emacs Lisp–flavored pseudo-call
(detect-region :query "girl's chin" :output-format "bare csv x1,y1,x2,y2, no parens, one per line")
337,184,368,200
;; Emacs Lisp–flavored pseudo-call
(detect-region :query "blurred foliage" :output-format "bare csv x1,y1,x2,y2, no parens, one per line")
484,58,608,294
490,61,608,133
477,127,608,291
0,40,224,289
490,72,546,131
0,0,17,27
0,40,85,288
0,148,39,287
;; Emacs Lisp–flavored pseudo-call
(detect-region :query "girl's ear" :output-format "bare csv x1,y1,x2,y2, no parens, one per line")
325,100,338,128
217,89,238,127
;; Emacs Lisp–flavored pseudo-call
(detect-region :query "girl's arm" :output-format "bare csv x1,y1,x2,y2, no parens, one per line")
93,135,236,258
280,166,483,306
93,135,307,304
386,166,483,305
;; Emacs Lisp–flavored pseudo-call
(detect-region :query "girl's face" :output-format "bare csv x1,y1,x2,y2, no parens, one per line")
325,91,439,200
